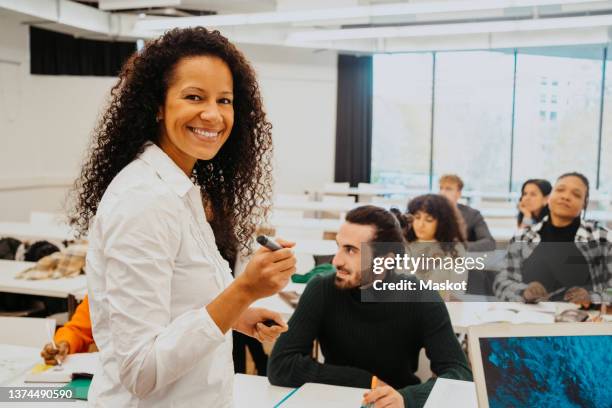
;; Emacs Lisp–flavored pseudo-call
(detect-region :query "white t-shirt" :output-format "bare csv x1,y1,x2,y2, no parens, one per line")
86,143,235,407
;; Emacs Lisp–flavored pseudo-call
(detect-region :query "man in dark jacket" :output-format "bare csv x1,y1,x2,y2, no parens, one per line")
439,174,496,252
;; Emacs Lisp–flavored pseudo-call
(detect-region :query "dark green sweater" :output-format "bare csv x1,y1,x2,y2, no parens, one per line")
268,273,472,407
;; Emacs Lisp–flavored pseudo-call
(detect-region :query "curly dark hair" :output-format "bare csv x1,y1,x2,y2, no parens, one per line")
68,27,273,261
405,194,466,256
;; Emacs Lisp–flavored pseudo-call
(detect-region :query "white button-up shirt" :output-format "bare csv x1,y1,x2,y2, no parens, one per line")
86,143,235,407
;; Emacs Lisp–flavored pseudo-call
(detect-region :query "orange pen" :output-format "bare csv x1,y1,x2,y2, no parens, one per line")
371,376,378,390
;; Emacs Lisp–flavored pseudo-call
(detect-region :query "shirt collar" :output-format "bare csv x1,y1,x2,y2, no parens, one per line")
138,142,195,198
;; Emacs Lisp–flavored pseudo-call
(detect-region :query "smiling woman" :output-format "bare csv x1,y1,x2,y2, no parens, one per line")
68,27,297,407
158,56,235,173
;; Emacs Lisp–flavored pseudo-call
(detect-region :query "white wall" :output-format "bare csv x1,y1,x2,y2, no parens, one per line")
0,13,337,222
242,44,337,195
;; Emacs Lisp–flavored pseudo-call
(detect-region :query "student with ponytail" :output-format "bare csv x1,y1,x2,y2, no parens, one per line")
517,179,552,229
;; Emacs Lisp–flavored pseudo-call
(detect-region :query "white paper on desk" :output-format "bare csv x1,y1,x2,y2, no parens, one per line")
24,352,98,383
489,302,578,315
476,309,554,324
0,344,41,385
282,382,367,407
423,378,477,408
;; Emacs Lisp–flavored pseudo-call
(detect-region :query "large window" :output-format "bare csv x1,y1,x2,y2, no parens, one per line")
371,46,610,193
512,46,603,191
600,50,612,194
372,54,433,189
433,51,514,192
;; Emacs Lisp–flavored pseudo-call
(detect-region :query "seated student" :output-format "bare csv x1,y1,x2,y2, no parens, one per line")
493,172,611,305
40,295,94,365
268,205,472,408
405,194,467,301
517,179,552,229
438,174,495,252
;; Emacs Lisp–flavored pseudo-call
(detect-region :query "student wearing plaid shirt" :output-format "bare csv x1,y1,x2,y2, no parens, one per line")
494,172,611,305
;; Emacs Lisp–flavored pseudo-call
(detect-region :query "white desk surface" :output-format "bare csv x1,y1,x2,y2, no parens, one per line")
274,200,359,213
423,378,476,408
0,343,88,407
0,222,77,242
320,186,611,204
234,373,294,407
0,343,293,408
0,260,87,299
269,216,343,231
270,216,515,242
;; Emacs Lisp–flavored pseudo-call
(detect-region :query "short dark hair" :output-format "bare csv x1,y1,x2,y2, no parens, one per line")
345,205,408,257
557,172,590,211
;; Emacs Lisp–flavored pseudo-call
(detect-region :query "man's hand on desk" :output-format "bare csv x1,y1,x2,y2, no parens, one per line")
522,281,547,303
362,379,404,408
234,307,288,343
40,340,69,365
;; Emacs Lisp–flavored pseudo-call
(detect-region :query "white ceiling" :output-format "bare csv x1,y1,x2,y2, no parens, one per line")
2,0,612,52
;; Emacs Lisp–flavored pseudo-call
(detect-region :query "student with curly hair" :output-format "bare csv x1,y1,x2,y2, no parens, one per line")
405,194,467,300
69,27,296,406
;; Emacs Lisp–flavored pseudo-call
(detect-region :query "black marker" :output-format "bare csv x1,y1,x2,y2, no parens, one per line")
256,235,283,327
256,235,283,251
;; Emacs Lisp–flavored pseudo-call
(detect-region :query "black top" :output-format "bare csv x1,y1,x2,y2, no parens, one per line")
522,217,591,296
268,273,472,407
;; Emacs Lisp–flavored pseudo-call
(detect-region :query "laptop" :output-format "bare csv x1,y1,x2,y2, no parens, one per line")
468,323,612,408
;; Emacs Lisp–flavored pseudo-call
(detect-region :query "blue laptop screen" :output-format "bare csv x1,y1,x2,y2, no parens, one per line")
479,335,612,408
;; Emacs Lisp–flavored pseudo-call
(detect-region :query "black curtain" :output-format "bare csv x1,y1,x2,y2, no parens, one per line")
334,54,373,187
30,26,136,76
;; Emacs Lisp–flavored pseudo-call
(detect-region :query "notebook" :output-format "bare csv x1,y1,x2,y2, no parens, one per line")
24,352,98,383
423,378,476,408
279,382,368,407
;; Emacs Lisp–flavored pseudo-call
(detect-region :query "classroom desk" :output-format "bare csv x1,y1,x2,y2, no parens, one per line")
0,222,77,242
268,216,343,232
274,200,359,214
0,344,293,408
319,186,611,207
269,216,515,242
0,343,87,407
234,373,294,407
0,260,87,317
255,285,602,336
